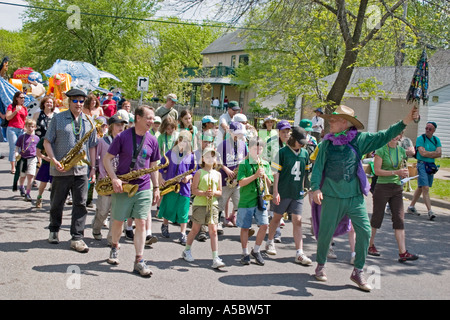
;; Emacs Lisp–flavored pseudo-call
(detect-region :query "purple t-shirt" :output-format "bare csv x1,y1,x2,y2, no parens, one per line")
107,128,160,191
159,149,197,197
16,133,39,159
217,138,247,186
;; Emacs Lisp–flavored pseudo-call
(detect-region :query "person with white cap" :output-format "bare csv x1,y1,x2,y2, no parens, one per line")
150,116,161,138
217,122,247,228
155,93,178,121
311,104,418,291
183,147,225,269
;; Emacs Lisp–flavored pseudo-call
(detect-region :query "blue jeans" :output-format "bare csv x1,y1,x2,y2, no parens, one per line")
6,126,23,162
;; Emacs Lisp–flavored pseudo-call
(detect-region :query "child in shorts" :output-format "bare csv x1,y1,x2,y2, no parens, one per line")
15,119,39,202
267,127,313,265
182,147,224,269
236,137,273,266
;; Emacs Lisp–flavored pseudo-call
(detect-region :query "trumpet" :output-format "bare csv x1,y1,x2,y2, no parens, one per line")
206,173,215,224
257,157,273,201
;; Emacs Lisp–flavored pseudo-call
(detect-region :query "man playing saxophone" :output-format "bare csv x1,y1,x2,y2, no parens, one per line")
44,89,98,253
103,105,161,277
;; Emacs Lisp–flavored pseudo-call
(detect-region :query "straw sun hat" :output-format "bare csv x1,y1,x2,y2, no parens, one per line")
319,105,364,130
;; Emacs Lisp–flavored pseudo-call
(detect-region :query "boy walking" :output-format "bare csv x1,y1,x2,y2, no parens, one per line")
237,137,273,265
14,119,39,202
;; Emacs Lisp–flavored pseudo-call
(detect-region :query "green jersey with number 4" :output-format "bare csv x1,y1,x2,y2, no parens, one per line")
271,146,310,200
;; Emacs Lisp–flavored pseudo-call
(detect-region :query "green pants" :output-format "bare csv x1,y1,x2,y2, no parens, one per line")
316,195,371,269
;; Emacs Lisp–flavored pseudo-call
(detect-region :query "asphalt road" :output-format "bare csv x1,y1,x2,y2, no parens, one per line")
1,142,450,304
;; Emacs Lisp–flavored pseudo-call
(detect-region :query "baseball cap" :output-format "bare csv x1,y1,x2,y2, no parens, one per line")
65,88,87,98
154,116,162,124
229,121,246,135
202,147,216,157
108,114,128,125
291,127,308,145
202,115,218,124
299,119,313,131
232,113,247,123
166,93,178,102
276,120,291,131
228,101,240,111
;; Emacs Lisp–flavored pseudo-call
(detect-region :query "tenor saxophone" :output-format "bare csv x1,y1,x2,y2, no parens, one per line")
96,153,169,197
59,115,96,171
160,167,196,196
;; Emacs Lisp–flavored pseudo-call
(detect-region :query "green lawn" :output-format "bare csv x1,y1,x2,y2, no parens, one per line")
407,157,450,202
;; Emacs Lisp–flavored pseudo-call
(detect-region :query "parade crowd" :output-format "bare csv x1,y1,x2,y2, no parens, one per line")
4,86,442,292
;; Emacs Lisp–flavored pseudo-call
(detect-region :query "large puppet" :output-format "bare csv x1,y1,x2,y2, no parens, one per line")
46,73,72,109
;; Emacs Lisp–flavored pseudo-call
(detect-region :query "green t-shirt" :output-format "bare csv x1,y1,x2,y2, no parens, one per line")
192,168,221,206
271,146,310,199
375,144,407,185
237,156,274,208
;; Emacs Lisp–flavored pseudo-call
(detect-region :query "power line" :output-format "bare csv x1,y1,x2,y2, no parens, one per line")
0,1,273,32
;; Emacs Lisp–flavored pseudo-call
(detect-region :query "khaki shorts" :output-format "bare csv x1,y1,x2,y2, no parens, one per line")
191,205,219,225
19,157,37,177
111,189,152,221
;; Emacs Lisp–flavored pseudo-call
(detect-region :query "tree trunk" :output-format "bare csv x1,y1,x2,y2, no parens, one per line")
324,47,359,112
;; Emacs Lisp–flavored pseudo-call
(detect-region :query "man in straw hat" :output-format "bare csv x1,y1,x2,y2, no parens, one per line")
311,104,418,291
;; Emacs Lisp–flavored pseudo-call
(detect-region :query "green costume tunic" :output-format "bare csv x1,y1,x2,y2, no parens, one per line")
310,120,406,269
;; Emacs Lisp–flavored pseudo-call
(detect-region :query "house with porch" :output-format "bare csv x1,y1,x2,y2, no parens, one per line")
183,31,284,113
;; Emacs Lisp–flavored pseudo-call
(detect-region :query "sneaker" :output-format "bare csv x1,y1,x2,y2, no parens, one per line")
295,252,312,265
179,233,187,246
36,196,42,208
217,222,224,235
133,260,152,277
212,257,225,269
315,264,327,281
70,239,89,253
48,231,59,244
350,268,372,292
19,187,26,197
125,229,134,240
240,254,250,265
197,231,208,242
93,232,102,240
368,244,380,256
66,196,72,205
25,193,32,202
107,247,120,265
161,224,169,238
265,242,277,255
182,249,194,262
385,204,391,215
428,210,436,221
145,235,158,246
327,247,337,259
406,206,420,216
398,250,419,263
251,249,265,266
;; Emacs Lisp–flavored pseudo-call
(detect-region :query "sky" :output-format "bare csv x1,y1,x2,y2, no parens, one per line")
0,0,221,31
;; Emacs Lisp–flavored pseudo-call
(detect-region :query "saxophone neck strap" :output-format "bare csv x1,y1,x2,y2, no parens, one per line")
130,128,146,171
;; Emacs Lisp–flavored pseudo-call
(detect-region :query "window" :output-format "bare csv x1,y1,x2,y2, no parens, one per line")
231,55,236,68
239,54,249,66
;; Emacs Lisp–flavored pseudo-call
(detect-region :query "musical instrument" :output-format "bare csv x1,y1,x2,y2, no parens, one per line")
257,157,273,201
160,167,196,196
59,115,96,171
206,172,216,224
95,154,169,197
225,166,240,188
